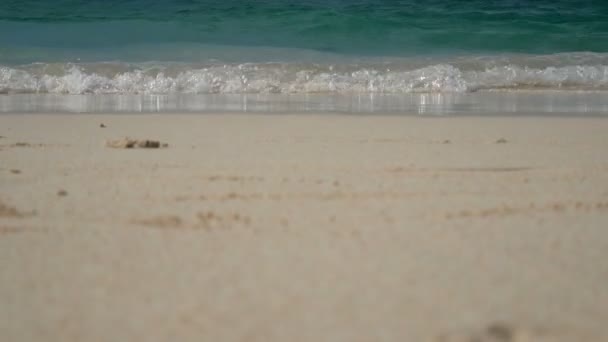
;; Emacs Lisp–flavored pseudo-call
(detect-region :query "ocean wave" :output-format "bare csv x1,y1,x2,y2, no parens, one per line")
2,61,608,94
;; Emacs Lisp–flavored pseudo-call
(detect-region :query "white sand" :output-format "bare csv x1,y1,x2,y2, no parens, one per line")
1,114,608,341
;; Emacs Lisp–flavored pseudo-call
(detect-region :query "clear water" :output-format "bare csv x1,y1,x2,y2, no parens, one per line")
2,92,607,116
3,0,608,59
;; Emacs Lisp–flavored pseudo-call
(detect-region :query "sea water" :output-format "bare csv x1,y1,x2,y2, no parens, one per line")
1,0,607,114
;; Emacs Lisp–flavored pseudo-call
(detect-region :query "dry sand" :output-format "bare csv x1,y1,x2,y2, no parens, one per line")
1,113,608,341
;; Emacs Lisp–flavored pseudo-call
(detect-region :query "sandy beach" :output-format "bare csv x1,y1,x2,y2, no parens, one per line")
1,113,608,341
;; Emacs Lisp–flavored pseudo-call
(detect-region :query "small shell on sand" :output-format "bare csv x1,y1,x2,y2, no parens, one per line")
105,138,168,149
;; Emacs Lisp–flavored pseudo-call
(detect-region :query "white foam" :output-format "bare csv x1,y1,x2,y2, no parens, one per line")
2,61,608,95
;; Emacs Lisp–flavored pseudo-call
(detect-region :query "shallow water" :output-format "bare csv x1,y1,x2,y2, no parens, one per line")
2,92,607,116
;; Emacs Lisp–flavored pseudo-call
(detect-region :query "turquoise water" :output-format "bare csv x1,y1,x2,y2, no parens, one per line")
3,0,608,58
1,0,608,95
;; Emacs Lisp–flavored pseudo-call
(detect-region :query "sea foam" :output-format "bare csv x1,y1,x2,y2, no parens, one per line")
2,60,608,95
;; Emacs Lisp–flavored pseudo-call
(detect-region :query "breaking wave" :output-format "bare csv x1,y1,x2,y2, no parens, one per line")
2,58,608,95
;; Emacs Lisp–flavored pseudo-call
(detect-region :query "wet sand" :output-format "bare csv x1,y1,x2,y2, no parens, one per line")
1,114,608,341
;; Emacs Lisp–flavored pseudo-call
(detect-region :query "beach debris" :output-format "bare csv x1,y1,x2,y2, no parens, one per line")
57,190,68,197
105,138,168,149
442,139,451,144
495,138,508,144
100,123,106,128
10,169,21,174
12,142,30,147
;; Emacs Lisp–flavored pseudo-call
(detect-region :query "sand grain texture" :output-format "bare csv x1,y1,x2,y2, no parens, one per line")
1,114,608,342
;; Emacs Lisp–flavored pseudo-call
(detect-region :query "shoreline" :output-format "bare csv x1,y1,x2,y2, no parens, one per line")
1,113,608,341
1,91,608,116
